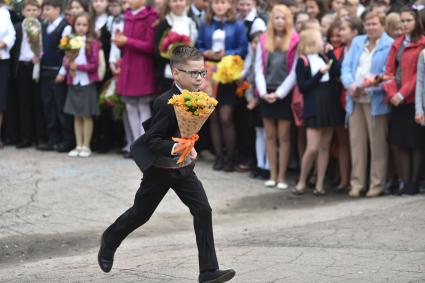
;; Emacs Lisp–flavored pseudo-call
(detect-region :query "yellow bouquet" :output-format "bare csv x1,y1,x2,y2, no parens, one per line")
168,90,218,165
59,35,84,76
212,55,244,84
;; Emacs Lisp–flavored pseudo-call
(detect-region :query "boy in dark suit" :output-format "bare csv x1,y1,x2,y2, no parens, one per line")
98,46,235,283
38,0,74,152
10,0,47,148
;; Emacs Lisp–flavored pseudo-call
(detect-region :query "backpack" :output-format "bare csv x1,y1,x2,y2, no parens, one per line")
291,55,309,127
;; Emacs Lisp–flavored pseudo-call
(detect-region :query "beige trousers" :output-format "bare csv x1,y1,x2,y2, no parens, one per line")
349,103,388,193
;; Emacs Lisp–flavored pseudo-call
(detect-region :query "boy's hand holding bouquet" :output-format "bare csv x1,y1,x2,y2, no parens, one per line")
168,90,218,166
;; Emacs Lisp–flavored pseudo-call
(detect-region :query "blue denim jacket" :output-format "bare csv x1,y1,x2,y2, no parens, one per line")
196,19,248,58
341,33,393,122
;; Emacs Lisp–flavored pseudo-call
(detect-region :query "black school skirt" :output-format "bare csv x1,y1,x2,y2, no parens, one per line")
389,103,425,149
0,60,10,112
259,89,293,121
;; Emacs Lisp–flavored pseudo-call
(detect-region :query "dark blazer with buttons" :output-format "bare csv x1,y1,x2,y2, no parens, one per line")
130,84,190,173
295,50,340,119
10,22,23,78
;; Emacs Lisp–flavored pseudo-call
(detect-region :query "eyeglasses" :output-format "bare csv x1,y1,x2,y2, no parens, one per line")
177,68,207,79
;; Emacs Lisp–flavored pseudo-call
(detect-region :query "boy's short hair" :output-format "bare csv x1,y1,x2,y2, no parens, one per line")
23,0,41,9
42,0,63,10
170,45,204,69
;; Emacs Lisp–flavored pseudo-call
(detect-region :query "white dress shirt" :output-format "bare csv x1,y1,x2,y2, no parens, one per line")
243,9,267,35
47,16,71,37
307,53,330,82
355,41,377,103
0,6,16,60
108,17,124,64
95,14,108,32
212,29,225,52
19,23,36,62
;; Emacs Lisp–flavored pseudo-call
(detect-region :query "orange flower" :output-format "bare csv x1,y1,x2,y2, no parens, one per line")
236,81,251,98
59,36,69,48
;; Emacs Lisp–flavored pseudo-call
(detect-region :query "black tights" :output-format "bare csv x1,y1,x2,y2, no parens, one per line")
391,144,424,184
209,105,236,161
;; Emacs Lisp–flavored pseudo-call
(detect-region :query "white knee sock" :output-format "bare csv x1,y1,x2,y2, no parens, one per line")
137,101,151,136
256,127,269,170
122,109,133,152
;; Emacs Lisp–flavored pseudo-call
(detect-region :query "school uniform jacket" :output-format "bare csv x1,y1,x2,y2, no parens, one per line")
130,84,193,175
10,22,23,78
295,50,340,119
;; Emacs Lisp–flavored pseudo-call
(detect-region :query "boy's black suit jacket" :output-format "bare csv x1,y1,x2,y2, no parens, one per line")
10,22,23,78
130,85,192,173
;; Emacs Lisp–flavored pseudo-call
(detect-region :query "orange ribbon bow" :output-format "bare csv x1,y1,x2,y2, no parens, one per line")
172,134,200,165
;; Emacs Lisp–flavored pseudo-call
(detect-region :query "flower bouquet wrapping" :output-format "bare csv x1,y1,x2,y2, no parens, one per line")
361,74,392,88
212,55,244,84
168,90,218,165
159,30,191,59
59,34,83,76
99,79,124,120
236,80,251,98
23,17,42,81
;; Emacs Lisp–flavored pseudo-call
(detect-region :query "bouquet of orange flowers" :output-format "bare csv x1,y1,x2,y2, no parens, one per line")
362,74,392,88
212,55,244,84
59,34,83,76
168,90,218,165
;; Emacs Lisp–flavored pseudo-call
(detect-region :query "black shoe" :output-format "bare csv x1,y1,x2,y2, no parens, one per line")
384,180,398,195
401,182,419,195
213,156,224,171
0,140,3,149
313,189,326,196
249,168,261,179
98,233,116,273
56,143,74,153
223,160,234,172
258,169,270,180
198,269,236,283
16,141,33,149
36,143,54,151
397,180,408,195
3,138,16,146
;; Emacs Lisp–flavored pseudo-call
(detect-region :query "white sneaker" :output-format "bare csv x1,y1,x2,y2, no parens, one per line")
264,180,276,187
276,182,289,190
68,147,82,157
79,147,92,158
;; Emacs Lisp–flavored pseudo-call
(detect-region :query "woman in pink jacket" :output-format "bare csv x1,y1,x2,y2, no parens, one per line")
114,0,158,145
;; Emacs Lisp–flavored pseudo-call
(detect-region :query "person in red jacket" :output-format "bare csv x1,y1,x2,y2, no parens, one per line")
383,6,425,195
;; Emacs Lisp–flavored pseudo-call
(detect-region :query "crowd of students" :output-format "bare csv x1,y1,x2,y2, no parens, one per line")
1,0,425,197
